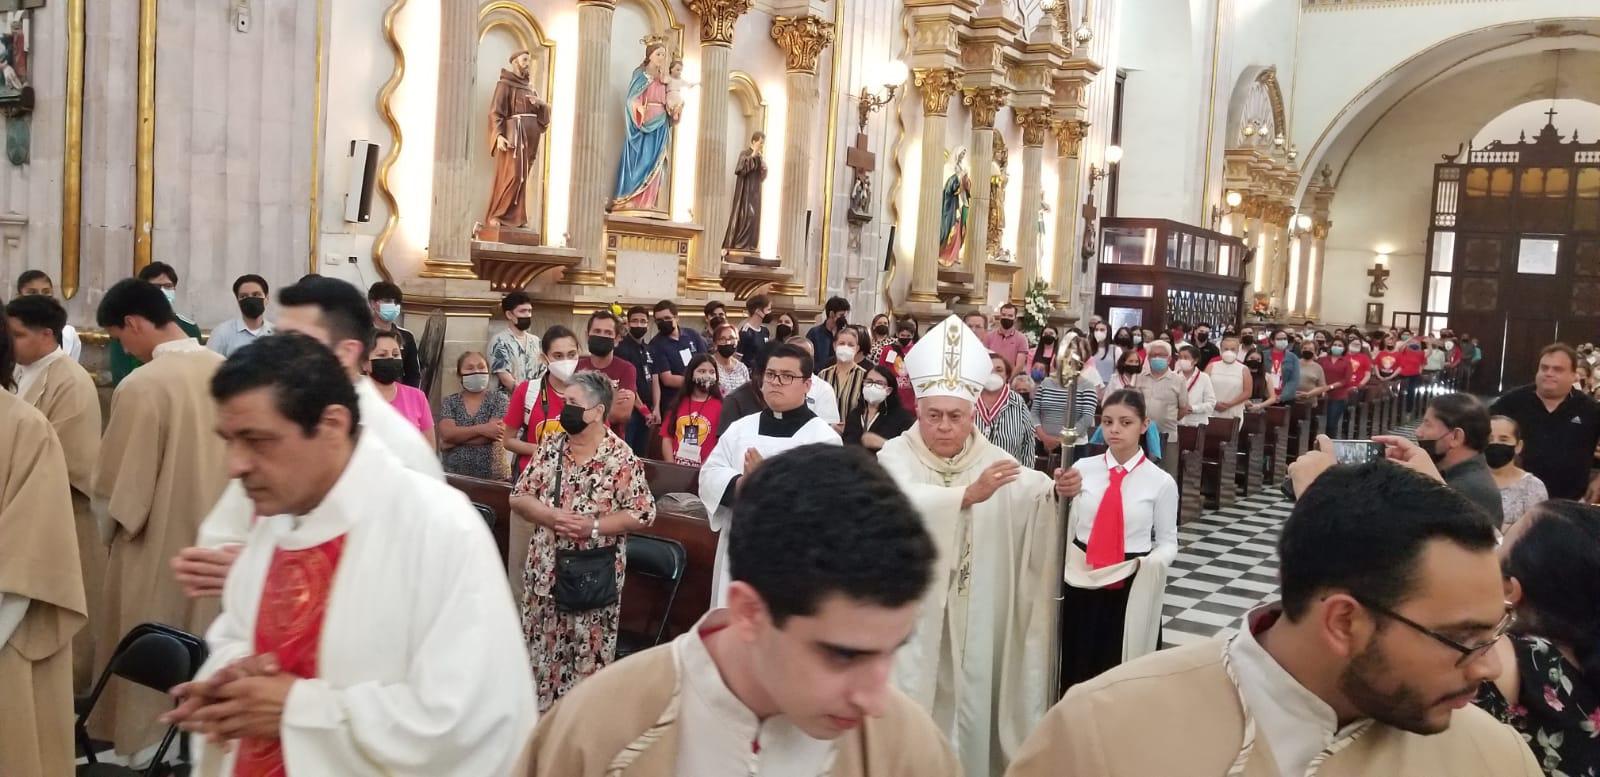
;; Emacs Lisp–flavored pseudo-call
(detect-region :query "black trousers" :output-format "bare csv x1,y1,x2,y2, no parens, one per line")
1057,543,1156,699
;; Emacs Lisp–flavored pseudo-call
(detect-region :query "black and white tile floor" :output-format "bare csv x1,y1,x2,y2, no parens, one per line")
1159,422,1418,648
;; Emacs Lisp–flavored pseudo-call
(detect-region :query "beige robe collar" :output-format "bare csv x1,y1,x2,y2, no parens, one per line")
152,336,207,357
14,347,65,400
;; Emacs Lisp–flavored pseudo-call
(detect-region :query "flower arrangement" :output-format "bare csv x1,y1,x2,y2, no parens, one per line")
1021,279,1053,344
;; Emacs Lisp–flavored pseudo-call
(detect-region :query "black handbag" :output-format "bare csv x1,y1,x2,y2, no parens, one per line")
547,443,620,613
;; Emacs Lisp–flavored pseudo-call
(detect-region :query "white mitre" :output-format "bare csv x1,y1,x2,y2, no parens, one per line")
906,314,991,402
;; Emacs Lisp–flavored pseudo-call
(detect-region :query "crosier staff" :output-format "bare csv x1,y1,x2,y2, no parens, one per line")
1049,333,1087,700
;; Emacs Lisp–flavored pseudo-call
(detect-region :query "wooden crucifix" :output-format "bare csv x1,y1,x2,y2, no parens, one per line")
1367,264,1390,297
846,131,875,224
1079,191,1099,273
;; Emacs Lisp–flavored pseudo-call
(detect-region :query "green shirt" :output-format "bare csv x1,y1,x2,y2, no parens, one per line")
109,316,204,386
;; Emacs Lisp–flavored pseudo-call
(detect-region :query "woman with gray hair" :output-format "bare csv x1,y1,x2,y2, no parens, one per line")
510,369,656,711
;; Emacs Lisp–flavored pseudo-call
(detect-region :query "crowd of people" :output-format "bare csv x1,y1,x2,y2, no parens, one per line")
3,264,1599,776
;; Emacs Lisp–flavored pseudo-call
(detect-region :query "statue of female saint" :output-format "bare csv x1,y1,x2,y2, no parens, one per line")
722,132,766,256
938,146,971,267
612,42,680,217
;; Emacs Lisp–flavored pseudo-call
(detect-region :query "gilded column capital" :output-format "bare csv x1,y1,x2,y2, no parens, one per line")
771,16,834,74
964,86,1008,130
1311,220,1331,240
913,68,962,116
1053,118,1089,158
688,0,753,45
1017,107,1053,147
1240,194,1266,220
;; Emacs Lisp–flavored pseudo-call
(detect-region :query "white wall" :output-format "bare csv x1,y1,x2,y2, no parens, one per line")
1114,0,1201,222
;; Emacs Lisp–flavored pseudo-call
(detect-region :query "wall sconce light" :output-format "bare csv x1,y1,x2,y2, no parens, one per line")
1291,213,1313,237
1273,132,1286,148
1287,144,1299,162
1210,189,1244,228
856,59,909,133
1088,144,1121,187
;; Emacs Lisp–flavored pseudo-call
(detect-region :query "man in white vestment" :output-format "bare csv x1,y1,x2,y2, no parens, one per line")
877,314,1083,777
166,334,533,776
701,341,841,605
174,277,443,596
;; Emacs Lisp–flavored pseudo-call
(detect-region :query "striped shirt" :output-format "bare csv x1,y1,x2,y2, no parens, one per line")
1033,369,1103,440
820,362,870,422
977,389,1039,465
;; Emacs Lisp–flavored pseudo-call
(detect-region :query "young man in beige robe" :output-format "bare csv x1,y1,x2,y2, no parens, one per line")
0,332,87,777
875,314,1082,777
514,444,958,776
7,294,103,691
1007,437,1540,777
89,278,228,757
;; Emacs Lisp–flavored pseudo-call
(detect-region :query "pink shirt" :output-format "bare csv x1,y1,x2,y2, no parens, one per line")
388,383,435,437
984,328,1032,368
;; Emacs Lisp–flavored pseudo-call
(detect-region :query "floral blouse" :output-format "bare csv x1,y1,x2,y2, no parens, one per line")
1476,634,1600,777
511,429,656,600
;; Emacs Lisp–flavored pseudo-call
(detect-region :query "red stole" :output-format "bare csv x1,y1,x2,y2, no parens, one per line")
234,536,348,777
976,390,1007,425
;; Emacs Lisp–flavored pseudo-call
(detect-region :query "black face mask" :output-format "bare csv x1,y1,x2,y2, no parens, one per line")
1483,442,1516,469
559,404,590,436
717,343,737,358
588,335,615,357
370,358,404,385
515,316,533,332
1245,360,1263,372
872,325,889,337
1041,335,1057,346
775,324,794,341
628,325,648,340
1417,436,1446,463
1300,351,1315,360
897,336,913,348
1195,332,1209,343
238,296,265,319
999,318,1015,329
656,319,675,335
1118,363,1141,376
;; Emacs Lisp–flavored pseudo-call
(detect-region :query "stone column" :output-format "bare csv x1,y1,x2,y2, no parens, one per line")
909,67,960,304
425,0,476,267
687,0,752,284
1307,221,1329,320
1052,118,1087,297
565,0,617,284
771,15,834,289
1015,107,1052,296
1242,195,1266,294
962,87,1006,301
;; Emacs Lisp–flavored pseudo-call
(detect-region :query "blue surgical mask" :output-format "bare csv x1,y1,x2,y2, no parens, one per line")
161,287,177,306
1330,345,1345,356
1031,367,1046,382
1149,357,1168,372
378,302,402,323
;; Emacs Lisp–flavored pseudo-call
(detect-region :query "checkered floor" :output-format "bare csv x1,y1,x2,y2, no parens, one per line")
1159,422,1419,648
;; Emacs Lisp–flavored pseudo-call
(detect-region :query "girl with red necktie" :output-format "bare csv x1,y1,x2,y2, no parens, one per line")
1058,389,1179,696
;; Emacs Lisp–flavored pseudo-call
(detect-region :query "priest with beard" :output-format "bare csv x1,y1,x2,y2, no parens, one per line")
700,341,841,606
167,334,534,775
876,314,1082,777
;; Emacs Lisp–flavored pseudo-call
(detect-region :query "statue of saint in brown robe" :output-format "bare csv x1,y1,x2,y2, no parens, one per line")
722,132,766,255
484,51,550,229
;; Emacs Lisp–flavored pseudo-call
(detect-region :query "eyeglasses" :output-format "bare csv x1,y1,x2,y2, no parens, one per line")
1353,597,1516,666
762,370,803,386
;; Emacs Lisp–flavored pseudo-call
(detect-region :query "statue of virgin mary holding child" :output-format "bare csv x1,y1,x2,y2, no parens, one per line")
612,41,680,217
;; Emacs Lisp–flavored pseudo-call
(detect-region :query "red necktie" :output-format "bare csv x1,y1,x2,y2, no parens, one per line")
1085,464,1128,569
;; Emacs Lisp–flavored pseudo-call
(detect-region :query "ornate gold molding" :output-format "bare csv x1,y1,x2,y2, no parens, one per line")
1311,220,1331,240
963,86,1007,129
134,0,156,272
913,68,961,116
61,0,84,298
1017,107,1053,147
687,0,752,45
577,0,617,6
771,16,833,74
371,0,409,281
1053,118,1089,159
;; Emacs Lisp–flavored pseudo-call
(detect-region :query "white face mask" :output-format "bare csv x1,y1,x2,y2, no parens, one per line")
835,344,858,363
1221,350,1238,364
862,384,891,405
461,373,491,393
1177,358,1195,373
548,359,579,382
984,373,1006,393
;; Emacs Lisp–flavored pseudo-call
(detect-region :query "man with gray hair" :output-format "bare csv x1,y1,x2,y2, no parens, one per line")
1136,339,1190,477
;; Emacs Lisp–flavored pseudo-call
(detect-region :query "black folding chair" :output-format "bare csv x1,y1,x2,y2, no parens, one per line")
76,623,208,776
617,534,687,658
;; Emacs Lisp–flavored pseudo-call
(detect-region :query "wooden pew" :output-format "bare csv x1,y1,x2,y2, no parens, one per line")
1261,405,1291,486
1202,416,1239,510
1236,410,1266,497
1176,424,1206,525
1287,400,1315,464
447,474,512,564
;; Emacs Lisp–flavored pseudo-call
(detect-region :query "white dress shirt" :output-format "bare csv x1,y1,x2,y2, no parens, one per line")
62,323,82,361
1070,449,1179,554
13,347,65,399
1180,368,1217,426
807,374,841,424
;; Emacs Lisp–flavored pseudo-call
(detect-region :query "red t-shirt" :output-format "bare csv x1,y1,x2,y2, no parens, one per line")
504,379,566,476
1349,352,1373,388
1396,346,1426,377
1318,355,1355,401
660,394,723,467
578,355,639,431
879,344,917,410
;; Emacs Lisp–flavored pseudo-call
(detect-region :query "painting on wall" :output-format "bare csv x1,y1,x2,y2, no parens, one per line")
1365,301,1384,327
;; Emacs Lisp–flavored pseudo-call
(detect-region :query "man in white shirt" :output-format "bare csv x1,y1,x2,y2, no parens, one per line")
166,334,534,776
516,444,957,776
174,277,444,595
15,269,81,360
205,274,274,358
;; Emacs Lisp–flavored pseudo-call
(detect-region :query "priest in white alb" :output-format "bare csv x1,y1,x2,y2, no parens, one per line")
167,335,534,776
699,340,840,605
876,314,1081,777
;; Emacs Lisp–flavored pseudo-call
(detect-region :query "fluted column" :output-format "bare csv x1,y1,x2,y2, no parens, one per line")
1307,221,1329,320
1052,119,1087,297
962,87,1006,301
771,16,834,290
425,0,476,266
1015,107,1052,297
565,0,617,285
688,0,752,284
909,67,961,303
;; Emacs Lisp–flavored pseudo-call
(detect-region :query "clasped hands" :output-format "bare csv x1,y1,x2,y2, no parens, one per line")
163,653,295,744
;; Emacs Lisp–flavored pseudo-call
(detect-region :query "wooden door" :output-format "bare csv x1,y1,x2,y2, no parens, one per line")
1502,318,1558,391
